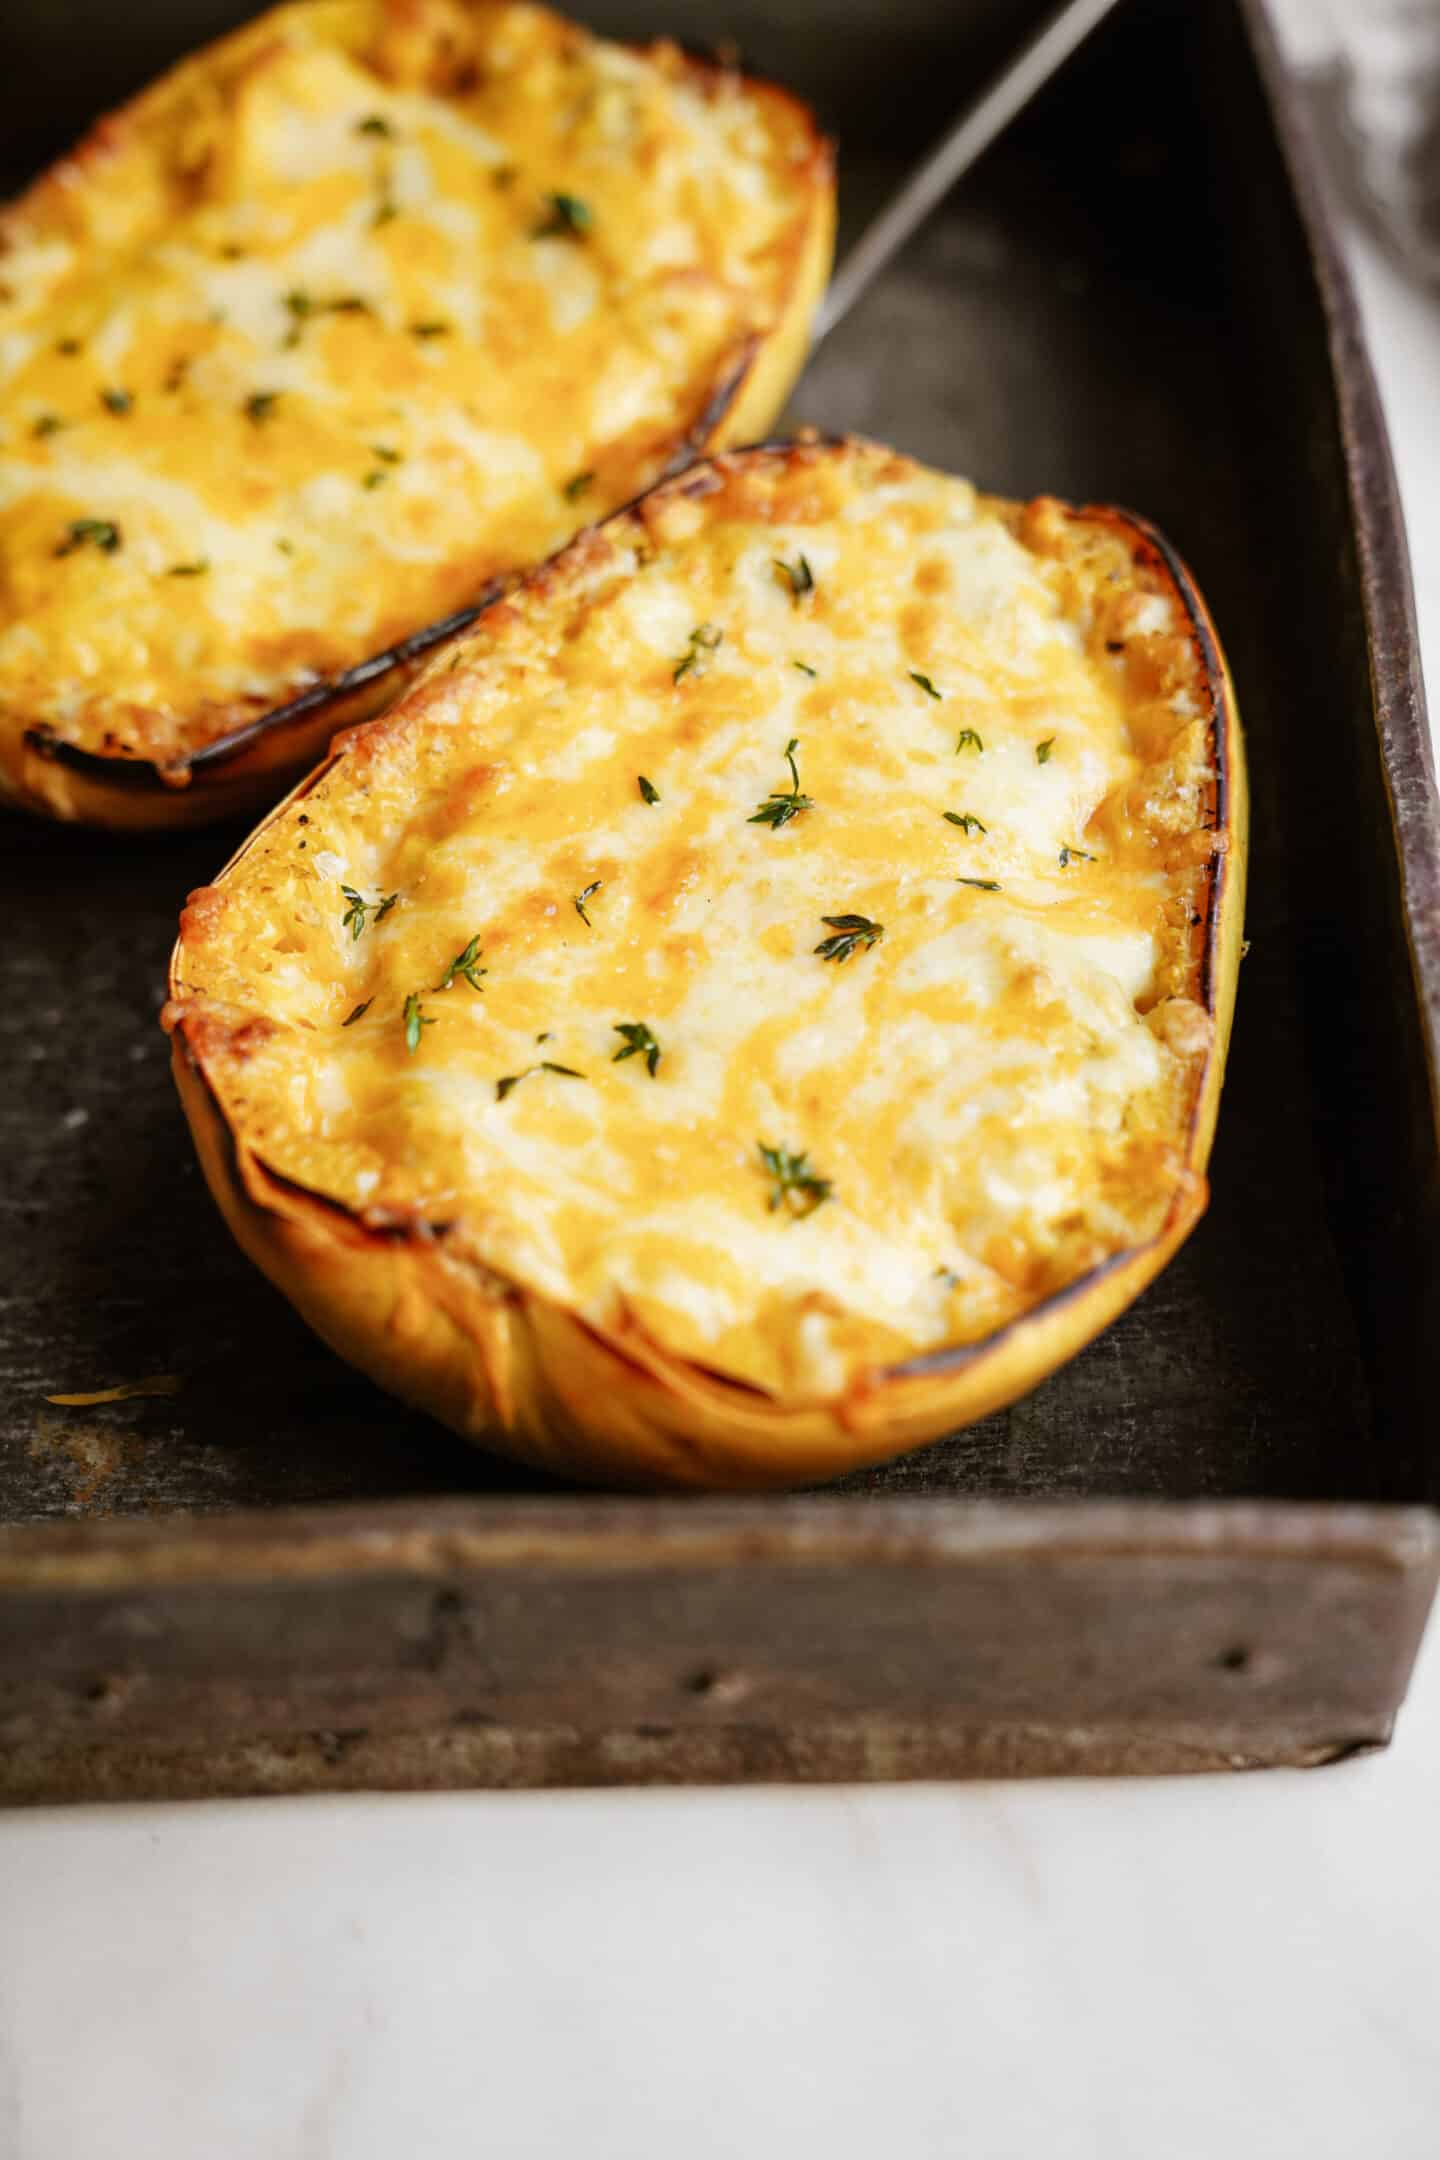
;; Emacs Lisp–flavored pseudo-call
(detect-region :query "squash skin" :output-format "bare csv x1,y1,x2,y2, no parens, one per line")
0,6,834,830
166,455,1247,1492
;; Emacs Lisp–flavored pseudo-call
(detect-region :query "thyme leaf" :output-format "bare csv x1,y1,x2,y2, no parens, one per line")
355,113,393,137
909,670,943,700
1058,844,1096,867
403,993,435,1054
793,660,818,678
166,559,210,577
533,191,592,239
573,880,602,927
563,470,594,502
943,811,987,834
55,517,120,557
1036,736,1055,764
957,877,1001,892
496,1061,585,1101
244,390,280,425
342,1000,372,1027
955,727,984,754
637,775,660,804
100,386,133,415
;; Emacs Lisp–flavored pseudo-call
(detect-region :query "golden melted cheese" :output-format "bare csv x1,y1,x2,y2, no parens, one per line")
0,0,826,774
170,440,1223,1400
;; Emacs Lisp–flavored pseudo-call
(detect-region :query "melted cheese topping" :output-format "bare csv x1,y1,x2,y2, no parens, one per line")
0,0,823,766
172,441,1222,1399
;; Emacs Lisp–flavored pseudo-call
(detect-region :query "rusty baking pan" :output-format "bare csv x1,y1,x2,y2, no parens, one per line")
0,0,1436,1801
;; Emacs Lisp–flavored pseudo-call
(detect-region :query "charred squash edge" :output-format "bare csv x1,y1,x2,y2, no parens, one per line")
165,442,1248,1492
7,40,834,830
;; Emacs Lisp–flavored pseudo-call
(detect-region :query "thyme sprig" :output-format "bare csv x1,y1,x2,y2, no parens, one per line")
749,737,812,831
434,934,487,992
340,886,398,940
773,553,814,605
943,811,987,834
758,1142,833,1219
673,622,722,684
612,1021,662,1076
814,914,883,963
403,994,435,1053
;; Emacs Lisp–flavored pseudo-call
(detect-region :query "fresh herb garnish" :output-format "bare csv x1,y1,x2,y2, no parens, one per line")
355,113,393,137
1036,737,1056,764
245,390,280,425
55,517,120,557
276,536,295,556
637,775,660,804
1058,844,1096,867
909,670,943,700
814,913,883,963
748,737,812,830
673,622,722,683
100,386,133,415
340,886,399,940
403,994,435,1054
612,1021,662,1076
943,811,987,834
55,337,82,356
793,660,818,678
342,1000,372,1027
166,559,209,577
955,727,984,754
496,1061,585,1101
434,934,487,993
573,880,602,927
533,191,592,239
362,469,387,489
372,191,398,229
563,470,594,502
773,553,814,605
371,443,402,464
284,290,373,347
30,413,65,438
957,877,1001,892
758,1141,833,1219
408,319,451,339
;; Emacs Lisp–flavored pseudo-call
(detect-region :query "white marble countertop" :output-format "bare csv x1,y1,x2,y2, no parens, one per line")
4,61,1440,2160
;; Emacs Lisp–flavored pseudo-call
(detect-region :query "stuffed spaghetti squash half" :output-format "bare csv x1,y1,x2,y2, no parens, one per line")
0,0,832,826
166,436,1247,1490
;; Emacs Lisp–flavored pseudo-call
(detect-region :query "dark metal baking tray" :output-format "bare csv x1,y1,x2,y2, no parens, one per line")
1,0,1437,1801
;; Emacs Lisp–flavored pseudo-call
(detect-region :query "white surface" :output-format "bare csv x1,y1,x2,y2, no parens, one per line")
6,98,1440,2160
